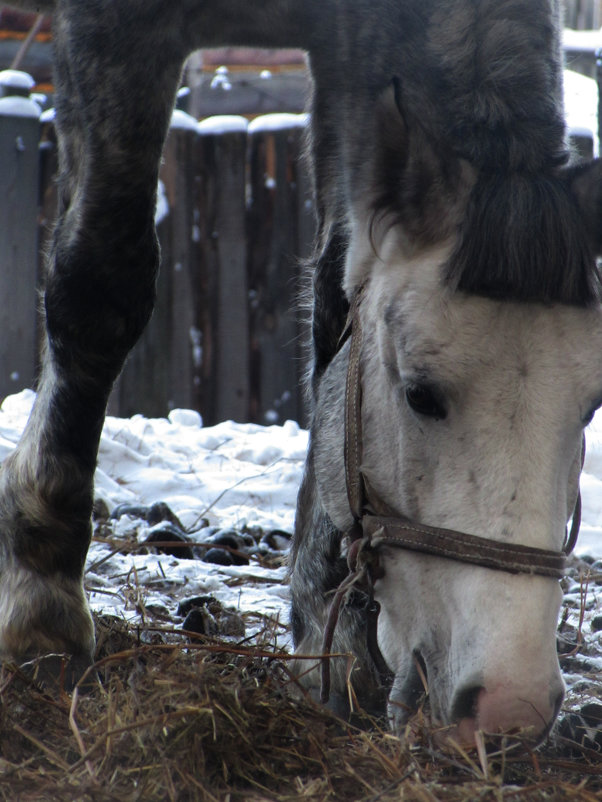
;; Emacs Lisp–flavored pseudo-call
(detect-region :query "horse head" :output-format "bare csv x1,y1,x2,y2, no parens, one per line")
304,74,602,744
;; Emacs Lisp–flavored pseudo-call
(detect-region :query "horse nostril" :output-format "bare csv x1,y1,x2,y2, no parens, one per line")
451,683,564,743
451,685,484,722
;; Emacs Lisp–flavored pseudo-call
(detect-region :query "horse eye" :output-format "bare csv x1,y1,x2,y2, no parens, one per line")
405,383,447,420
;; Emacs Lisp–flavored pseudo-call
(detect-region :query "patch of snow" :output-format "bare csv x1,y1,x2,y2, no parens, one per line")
577,410,602,557
563,69,598,156
210,66,232,92
198,115,248,135
248,113,309,134
170,108,199,131
0,69,35,92
168,408,202,428
30,92,47,108
189,326,202,369
562,28,602,52
0,96,41,119
154,179,169,225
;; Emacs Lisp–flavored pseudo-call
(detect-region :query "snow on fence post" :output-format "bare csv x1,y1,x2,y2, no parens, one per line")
247,113,312,427
196,114,249,424
0,88,41,400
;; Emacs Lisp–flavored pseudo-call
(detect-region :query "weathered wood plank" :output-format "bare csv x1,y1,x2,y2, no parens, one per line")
247,113,311,426
0,96,40,399
197,115,249,424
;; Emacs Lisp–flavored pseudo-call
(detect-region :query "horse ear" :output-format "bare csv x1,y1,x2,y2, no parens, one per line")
361,78,410,243
369,78,472,249
567,159,602,256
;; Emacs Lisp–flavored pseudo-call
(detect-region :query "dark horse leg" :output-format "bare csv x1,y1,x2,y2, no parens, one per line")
0,2,190,669
0,0,328,670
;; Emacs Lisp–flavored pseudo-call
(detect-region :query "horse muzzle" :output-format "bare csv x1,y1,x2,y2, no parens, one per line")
445,677,565,747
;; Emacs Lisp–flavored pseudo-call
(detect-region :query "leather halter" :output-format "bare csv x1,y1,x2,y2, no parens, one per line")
320,284,582,703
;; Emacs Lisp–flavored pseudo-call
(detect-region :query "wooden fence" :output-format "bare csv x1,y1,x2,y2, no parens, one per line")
1,104,315,426
0,55,599,427
0,95,41,398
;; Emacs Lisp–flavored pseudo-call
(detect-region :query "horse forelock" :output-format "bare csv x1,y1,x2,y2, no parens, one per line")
365,156,602,309
445,170,602,306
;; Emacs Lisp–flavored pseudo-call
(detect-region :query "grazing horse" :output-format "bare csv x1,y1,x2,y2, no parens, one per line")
4,0,602,746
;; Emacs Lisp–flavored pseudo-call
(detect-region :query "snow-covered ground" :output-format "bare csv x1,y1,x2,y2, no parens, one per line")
564,67,599,155
0,389,599,647
0,391,306,640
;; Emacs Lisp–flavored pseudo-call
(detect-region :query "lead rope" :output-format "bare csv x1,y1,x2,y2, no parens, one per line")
563,435,585,556
320,536,370,703
321,286,372,704
343,284,367,524
320,531,390,704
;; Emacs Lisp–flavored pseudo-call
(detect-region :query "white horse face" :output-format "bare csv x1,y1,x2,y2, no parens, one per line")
320,229,602,743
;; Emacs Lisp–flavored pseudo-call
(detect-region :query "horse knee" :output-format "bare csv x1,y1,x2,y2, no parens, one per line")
45,218,159,382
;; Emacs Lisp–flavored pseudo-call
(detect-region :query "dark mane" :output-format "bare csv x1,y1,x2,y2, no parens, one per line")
445,170,602,305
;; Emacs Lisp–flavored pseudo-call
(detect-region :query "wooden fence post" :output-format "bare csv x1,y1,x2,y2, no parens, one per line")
196,115,249,424
0,94,40,399
247,112,313,426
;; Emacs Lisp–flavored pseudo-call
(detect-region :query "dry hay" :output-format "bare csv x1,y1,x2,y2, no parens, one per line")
0,615,599,802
